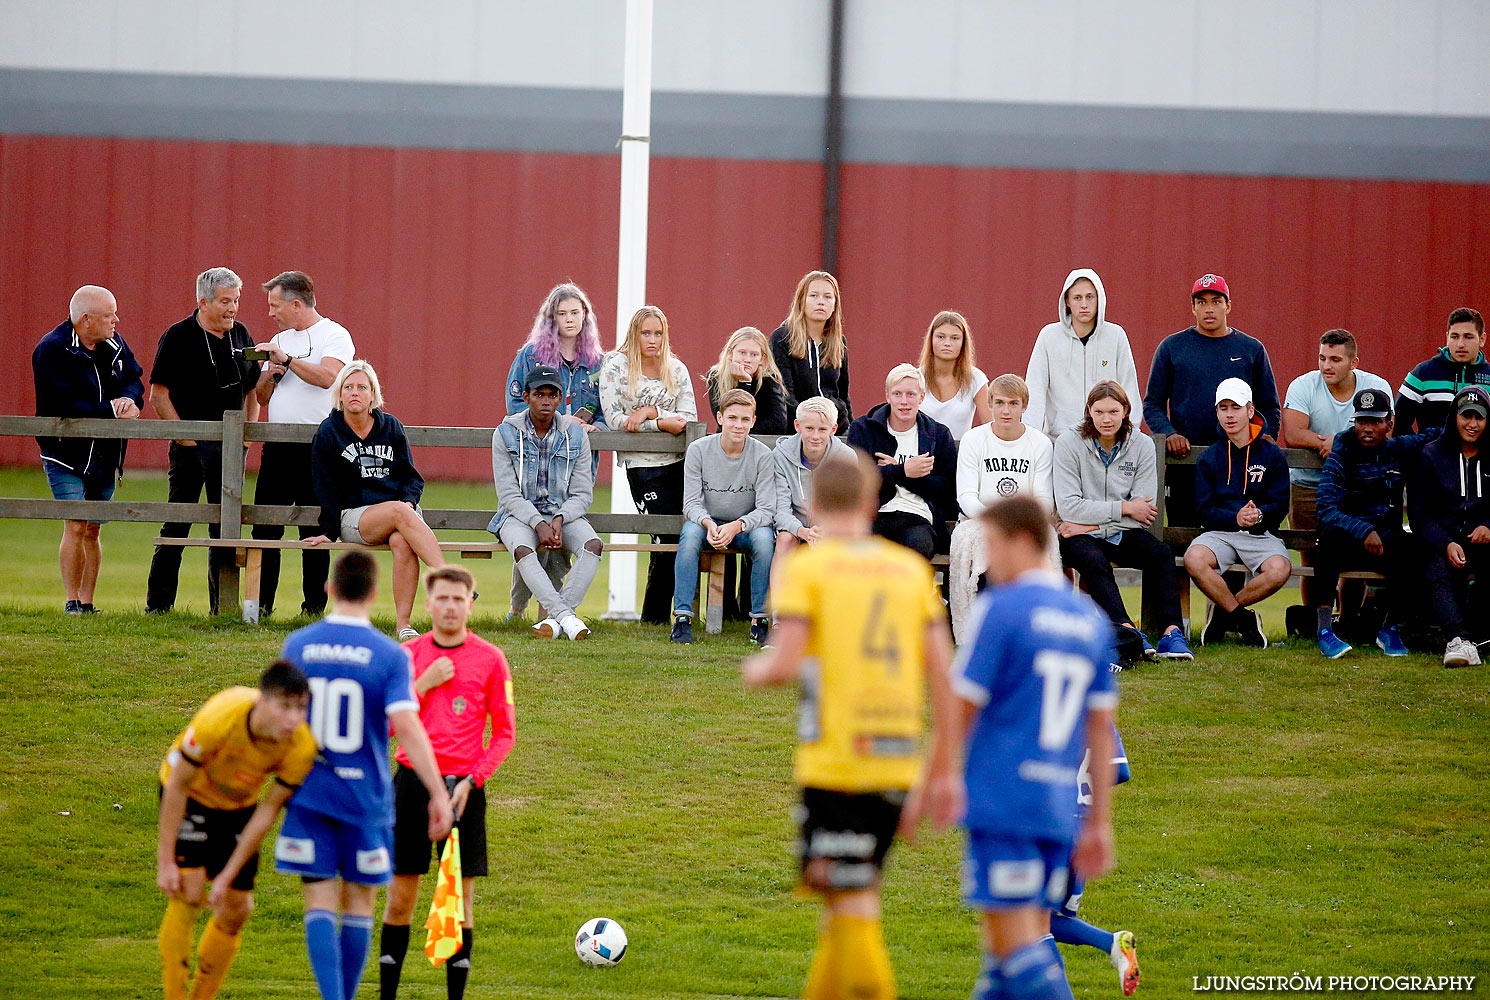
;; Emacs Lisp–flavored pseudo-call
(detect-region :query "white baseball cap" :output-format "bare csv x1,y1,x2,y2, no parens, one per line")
1215,377,1253,407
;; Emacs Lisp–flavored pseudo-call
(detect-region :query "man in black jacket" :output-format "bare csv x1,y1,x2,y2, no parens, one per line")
1408,385,1490,667
846,364,957,560
31,284,144,613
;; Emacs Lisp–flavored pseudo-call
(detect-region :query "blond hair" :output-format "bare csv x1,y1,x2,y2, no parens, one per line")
884,363,926,394
783,270,845,369
706,326,782,398
332,360,384,411
916,310,977,394
616,305,678,396
795,396,838,424
987,372,1029,407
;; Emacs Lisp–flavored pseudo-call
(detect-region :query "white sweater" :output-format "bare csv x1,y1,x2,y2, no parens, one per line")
1024,268,1143,442
956,423,1054,518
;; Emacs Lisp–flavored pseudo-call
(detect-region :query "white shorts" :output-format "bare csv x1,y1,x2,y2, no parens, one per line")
1189,530,1287,573
341,503,423,545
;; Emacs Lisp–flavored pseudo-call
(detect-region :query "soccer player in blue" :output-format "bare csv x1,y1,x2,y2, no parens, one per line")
273,551,453,1000
908,494,1119,1000
1050,726,1138,995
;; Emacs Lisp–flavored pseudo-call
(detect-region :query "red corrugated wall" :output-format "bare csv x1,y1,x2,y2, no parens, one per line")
5,133,1489,479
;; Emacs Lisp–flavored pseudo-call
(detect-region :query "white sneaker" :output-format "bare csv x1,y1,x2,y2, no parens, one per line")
397,627,420,641
532,618,560,639
560,615,591,640
1443,636,1480,667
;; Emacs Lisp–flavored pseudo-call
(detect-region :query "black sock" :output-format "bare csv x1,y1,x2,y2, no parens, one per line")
1317,606,1333,635
379,922,411,1000
446,927,473,1000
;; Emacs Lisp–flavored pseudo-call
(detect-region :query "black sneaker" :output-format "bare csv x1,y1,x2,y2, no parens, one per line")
670,616,695,644
1236,608,1268,648
1200,603,1229,646
64,600,82,615
78,603,98,614
749,617,771,647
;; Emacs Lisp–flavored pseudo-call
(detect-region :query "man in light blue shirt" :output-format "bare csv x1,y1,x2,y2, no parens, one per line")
1281,329,1391,616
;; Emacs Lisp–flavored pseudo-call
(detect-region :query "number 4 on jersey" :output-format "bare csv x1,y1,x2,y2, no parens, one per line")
861,590,901,676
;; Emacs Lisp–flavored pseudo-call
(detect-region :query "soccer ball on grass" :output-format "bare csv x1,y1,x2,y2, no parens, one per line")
574,917,628,966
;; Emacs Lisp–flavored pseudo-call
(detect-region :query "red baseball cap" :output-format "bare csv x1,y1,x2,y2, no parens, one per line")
1192,273,1230,299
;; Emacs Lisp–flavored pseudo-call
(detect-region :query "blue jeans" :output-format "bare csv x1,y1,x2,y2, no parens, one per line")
672,521,775,619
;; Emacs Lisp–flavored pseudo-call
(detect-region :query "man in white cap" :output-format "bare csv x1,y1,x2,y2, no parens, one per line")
1182,377,1292,647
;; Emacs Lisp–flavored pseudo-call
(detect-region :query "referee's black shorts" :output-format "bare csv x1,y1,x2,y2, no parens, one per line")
391,765,488,877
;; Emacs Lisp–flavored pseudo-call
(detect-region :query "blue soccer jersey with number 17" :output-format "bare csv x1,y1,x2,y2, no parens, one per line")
952,570,1118,844
281,614,417,826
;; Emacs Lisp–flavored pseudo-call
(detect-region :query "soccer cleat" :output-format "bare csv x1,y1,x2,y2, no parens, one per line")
1443,636,1479,668
749,617,771,647
670,616,694,644
532,618,560,640
1316,627,1352,659
1200,604,1229,646
1237,609,1268,648
560,615,590,640
397,627,421,641
1110,930,1140,996
64,600,82,615
1376,625,1408,657
1154,628,1194,660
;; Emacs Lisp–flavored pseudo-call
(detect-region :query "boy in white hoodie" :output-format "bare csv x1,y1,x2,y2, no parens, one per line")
1025,269,1143,443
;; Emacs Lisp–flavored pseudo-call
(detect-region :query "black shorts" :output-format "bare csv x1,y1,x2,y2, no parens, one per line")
392,766,488,877
795,787,905,892
166,789,259,891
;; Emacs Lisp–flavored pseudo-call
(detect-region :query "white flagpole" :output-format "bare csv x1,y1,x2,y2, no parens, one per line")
604,0,654,620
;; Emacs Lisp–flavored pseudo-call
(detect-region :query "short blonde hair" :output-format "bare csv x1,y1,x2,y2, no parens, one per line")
884,363,926,394
987,372,1029,407
795,396,838,424
332,360,384,411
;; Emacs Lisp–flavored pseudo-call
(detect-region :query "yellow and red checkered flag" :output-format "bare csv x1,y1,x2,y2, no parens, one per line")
424,829,464,967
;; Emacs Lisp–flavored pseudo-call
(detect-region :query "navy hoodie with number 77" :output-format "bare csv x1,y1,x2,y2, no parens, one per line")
1194,413,1291,534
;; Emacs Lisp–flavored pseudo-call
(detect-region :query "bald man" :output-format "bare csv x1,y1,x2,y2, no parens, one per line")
32,285,145,613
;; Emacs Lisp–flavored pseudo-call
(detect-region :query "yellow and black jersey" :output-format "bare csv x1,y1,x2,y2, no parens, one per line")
158,687,316,811
772,536,945,793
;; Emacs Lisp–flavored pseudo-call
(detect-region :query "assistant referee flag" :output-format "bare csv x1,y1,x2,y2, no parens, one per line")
424,830,464,966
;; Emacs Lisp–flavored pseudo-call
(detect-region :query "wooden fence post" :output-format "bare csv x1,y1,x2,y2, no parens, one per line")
218,410,245,619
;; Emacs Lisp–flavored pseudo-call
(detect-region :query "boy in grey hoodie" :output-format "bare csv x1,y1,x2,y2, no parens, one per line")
1025,269,1142,442
488,366,601,641
772,396,855,560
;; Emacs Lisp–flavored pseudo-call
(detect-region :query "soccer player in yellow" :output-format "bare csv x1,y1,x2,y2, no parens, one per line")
744,450,956,1000
156,660,316,1000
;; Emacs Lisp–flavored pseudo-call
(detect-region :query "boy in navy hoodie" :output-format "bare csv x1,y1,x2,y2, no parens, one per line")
1183,378,1292,647
1395,308,1490,434
1408,386,1490,667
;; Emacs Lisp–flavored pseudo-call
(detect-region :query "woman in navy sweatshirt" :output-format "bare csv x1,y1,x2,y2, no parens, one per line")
308,360,445,639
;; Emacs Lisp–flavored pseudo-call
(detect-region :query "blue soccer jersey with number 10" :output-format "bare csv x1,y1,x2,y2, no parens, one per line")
282,614,418,826
952,570,1119,844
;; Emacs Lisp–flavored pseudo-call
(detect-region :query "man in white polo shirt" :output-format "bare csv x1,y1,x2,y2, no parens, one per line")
251,271,356,618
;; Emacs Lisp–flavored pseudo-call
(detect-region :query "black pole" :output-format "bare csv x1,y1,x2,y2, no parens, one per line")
820,0,845,274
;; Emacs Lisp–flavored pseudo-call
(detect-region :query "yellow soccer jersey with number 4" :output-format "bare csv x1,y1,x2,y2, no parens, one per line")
772,536,945,793
158,686,316,811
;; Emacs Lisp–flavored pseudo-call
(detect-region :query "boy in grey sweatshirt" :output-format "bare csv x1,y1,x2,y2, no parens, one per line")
672,389,776,645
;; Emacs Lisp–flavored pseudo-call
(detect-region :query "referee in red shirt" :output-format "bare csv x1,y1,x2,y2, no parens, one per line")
379,566,515,1000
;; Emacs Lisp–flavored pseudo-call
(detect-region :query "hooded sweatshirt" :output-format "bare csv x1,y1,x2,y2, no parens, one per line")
1025,270,1143,441
1395,347,1490,434
487,410,594,533
1051,426,1158,541
1408,385,1490,550
772,432,855,535
309,408,424,539
847,404,958,550
1194,413,1290,534
32,319,145,479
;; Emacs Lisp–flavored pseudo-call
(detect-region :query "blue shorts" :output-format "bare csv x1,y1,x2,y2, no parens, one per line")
274,804,393,885
962,831,1071,911
44,464,115,522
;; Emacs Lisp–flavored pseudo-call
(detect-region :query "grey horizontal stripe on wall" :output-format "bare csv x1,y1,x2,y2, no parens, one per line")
2,67,1488,183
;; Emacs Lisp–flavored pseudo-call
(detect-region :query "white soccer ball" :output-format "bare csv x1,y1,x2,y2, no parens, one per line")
574,916,628,966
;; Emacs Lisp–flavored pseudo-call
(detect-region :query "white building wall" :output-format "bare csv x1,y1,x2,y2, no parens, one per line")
0,0,1486,116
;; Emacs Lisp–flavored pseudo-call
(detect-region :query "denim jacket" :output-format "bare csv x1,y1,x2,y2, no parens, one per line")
487,411,594,533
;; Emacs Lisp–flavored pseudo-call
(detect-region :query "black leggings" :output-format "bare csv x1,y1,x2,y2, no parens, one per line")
628,462,685,624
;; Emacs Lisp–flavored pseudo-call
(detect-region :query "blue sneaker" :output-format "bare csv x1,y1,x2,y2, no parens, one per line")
1317,627,1352,659
1154,628,1194,661
1376,625,1408,657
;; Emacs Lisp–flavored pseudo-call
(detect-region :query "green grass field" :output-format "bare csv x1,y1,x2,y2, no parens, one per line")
0,466,1486,998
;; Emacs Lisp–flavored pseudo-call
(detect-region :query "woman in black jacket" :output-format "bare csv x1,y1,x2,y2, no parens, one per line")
307,360,446,639
768,270,851,432
704,326,788,434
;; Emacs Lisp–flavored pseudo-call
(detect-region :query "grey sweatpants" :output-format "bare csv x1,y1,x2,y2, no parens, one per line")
497,517,602,621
